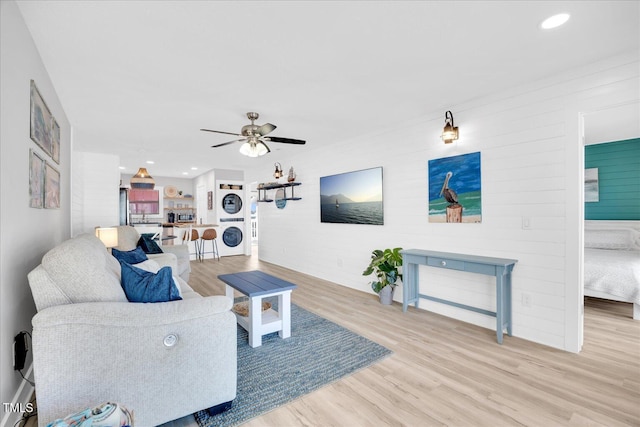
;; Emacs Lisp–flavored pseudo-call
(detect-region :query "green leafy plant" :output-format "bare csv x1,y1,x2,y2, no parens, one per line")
362,247,403,293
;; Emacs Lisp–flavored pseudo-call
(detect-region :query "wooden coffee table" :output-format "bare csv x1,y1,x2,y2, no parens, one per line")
218,271,297,347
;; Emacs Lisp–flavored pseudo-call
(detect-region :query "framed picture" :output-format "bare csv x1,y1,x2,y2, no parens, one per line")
30,80,53,157
585,168,599,202
29,149,45,208
44,161,60,209
51,118,60,164
207,191,213,210
428,152,482,223
320,167,383,225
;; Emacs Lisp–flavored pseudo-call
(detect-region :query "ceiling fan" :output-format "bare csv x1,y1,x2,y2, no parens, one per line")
201,112,306,157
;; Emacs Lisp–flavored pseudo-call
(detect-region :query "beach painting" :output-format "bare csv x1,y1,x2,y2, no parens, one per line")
584,168,599,202
320,167,383,225
428,152,481,223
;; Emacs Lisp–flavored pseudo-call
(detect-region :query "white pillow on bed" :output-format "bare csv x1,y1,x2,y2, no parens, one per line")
584,229,638,250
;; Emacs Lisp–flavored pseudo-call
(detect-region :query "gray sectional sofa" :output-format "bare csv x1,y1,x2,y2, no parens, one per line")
27,233,236,426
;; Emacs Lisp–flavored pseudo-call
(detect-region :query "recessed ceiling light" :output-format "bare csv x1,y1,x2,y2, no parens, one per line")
146,160,154,164
541,13,570,30
182,172,189,175
118,166,125,170
190,167,198,170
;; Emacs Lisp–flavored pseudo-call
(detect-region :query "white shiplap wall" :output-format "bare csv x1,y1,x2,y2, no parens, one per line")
71,151,120,236
249,51,639,352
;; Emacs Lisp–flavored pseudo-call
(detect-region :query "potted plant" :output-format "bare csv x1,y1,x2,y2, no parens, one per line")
362,247,403,305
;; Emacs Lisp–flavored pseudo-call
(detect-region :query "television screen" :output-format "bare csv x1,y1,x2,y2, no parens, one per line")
320,167,383,225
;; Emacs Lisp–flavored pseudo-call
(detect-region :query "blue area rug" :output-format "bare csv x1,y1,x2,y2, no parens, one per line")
194,303,392,427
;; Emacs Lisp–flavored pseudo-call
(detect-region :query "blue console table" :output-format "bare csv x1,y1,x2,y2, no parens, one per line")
401,249,518,344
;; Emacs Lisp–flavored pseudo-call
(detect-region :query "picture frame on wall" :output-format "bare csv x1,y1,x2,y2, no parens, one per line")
29,149,45,208
44,161,60,209
320,166,384,225
51,118,61,164
30,80,53,157
428,152,482,223
207,191,213,210
584,168,599,202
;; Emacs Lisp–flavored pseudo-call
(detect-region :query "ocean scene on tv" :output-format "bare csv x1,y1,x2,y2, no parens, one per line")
320,167,383,225
428,152,482,223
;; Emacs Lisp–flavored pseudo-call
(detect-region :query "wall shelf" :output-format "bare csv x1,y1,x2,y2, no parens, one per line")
257,182,302,203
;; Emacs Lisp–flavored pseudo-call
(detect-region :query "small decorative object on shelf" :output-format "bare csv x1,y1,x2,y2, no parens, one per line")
287,167,296,182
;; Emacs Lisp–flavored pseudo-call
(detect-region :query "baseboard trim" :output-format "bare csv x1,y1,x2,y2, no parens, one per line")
1,363,35,427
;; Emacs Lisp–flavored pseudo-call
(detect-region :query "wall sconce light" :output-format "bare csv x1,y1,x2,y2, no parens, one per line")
95,227,119,250
441,110,459,144
273,162,283,179
130,167,155,189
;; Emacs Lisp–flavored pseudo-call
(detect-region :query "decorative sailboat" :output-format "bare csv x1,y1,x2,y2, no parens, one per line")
335,198,339,208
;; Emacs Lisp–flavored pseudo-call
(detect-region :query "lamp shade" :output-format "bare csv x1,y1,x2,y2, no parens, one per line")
239,140,269,157
95,227,118,248
130,167,155,189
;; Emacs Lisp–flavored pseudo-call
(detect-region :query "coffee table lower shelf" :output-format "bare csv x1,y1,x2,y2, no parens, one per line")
219,271,298,348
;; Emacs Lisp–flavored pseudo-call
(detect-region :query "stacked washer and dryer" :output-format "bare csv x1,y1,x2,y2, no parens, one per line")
216,180,250,256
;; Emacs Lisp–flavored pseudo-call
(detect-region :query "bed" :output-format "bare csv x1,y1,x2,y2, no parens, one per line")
584,221,640,320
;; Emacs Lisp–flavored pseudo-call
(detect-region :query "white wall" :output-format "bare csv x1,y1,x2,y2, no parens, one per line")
72,151,120,235
1,1,71,423
252,51,639,352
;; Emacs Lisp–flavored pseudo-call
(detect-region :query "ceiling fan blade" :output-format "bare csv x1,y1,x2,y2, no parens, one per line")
211,138,246,148
265,136,306,145
257,123,276,136
200,128,241,137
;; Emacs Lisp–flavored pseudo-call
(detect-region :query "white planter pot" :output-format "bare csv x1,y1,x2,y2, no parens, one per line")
378,286,395,305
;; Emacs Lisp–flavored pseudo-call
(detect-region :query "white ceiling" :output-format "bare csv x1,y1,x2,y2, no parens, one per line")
17,1,640,178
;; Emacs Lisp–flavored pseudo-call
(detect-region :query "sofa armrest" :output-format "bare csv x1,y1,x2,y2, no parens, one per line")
161,244,189,260
148,252,178,272
32,296,236,427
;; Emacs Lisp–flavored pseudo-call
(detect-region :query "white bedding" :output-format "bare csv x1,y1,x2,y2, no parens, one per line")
584,248,640,305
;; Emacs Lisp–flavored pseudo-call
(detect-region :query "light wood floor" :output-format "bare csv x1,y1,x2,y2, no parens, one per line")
24,248,640,427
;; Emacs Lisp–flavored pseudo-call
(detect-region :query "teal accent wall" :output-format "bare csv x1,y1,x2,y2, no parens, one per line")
585,138,640,220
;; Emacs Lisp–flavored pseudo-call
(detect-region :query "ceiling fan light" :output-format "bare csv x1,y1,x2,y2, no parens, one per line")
239,140,269,157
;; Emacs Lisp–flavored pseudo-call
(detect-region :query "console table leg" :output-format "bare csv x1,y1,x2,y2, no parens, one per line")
496,273,505,344
506,272,513,336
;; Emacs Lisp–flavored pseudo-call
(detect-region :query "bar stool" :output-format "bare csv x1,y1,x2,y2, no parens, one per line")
183,227,201,261
200,228,220,261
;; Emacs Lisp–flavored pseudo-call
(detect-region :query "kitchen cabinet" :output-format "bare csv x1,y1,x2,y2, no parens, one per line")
129,189,160,214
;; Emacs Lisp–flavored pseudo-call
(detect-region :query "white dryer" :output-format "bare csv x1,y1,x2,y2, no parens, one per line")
216,180,248,256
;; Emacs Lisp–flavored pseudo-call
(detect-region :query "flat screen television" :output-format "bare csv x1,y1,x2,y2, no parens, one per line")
320,166,383,225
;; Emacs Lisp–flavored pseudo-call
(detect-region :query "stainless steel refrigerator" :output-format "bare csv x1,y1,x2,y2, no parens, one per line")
119,187,129,225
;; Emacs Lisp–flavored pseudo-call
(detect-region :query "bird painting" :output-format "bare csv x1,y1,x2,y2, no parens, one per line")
439,171,459,206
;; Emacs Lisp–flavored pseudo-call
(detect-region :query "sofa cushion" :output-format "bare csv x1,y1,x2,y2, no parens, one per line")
132,259,183,298
120,262,182,303
137,234,163,254
41,234,127,304
114,225,142,251
112,246,148,264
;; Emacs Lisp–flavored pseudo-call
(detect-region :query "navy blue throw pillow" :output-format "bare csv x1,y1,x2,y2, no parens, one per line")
120,262,182,303
137,234,163,254
112,246,148,264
